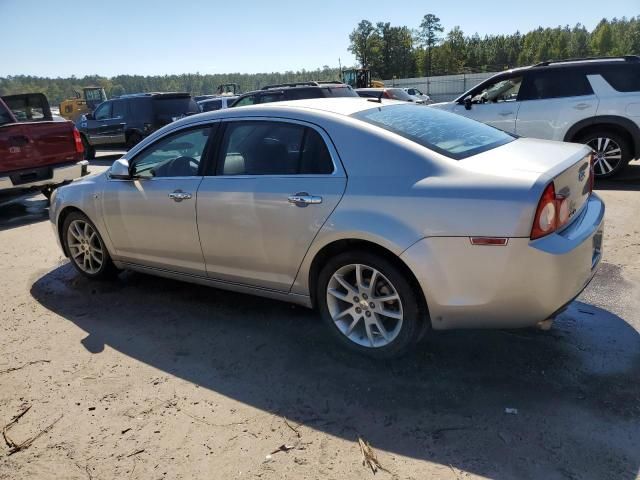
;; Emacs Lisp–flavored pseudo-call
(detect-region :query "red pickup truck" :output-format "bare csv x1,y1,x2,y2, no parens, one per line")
0,93,88,203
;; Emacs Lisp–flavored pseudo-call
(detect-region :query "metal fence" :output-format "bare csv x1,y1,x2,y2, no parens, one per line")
384,71,499,103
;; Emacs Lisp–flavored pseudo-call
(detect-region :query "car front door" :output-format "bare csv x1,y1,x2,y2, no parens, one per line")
196,119,346,292
515,68,599,141
101,124,216,275
452,74,523,133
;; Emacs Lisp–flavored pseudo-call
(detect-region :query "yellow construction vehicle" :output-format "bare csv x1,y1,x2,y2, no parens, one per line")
59,86,107,122
342,68,385,89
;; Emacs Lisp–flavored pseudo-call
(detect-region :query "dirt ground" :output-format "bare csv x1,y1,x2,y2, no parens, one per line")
1,156,639,480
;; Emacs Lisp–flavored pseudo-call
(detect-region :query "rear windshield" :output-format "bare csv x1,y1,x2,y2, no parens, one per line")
322,86,358,98
351,104,514,159
152,97,199,122
385,88,413,101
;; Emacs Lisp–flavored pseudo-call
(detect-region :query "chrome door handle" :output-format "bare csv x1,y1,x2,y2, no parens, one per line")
168,190,192,202
288,192,322,207
574,103,591,110
498,111,514,117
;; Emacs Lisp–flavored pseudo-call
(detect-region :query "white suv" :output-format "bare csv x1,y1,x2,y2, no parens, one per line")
431,56,640,177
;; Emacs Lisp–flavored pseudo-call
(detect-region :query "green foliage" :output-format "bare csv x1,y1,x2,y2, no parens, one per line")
347,15,640,79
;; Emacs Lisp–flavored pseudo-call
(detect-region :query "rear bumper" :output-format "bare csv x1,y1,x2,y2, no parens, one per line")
401,193,605,330
0,160,89,194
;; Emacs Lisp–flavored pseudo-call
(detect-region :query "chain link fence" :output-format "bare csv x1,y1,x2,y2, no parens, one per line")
384,71,500,103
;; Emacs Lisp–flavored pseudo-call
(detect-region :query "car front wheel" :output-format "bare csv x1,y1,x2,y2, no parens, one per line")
62,212,118,279
317,251,424,358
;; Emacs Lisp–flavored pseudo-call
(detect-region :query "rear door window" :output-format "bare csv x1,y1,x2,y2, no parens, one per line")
217,121,333,175
112,100,127,119
202,99,223,112
520,69,593,100
599,64,640,92
287,88,323,100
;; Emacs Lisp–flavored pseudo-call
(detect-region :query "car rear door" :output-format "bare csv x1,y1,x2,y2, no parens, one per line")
515,68,598,141
196,118,346,292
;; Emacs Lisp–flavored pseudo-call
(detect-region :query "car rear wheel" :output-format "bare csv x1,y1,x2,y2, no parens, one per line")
577,130,631,178
62,212,118,279
317,251,423,358
81,135,95,160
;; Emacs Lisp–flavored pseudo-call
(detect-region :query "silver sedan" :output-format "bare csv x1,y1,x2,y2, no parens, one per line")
50,98,605,358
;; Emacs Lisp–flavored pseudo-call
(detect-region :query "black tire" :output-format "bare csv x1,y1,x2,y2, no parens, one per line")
81,135,95,160
576,129,632,179
126,132,142,150
62,211,119,280
316,250,425,359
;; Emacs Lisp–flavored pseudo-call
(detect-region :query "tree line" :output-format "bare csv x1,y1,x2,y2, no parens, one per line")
0,67,342,106
1,15,638,105
349,15,640,80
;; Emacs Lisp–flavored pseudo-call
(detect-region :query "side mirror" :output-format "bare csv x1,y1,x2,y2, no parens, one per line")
109,158,132,180
85,113,94,120
464,97,472,110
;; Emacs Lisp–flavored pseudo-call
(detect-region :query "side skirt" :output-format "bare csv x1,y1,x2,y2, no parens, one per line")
115,261,313,308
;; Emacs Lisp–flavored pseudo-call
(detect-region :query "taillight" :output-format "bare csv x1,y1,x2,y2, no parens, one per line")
530,182,574,240
73,127,84,154
531,182,557,240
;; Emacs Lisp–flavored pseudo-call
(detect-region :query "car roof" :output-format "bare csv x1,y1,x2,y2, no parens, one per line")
179,98,402,124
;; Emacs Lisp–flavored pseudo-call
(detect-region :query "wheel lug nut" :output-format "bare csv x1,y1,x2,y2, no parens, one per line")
355,307,362,314
370,302,375,309
365,311,372,317
353,296,359,303
362,293,368,300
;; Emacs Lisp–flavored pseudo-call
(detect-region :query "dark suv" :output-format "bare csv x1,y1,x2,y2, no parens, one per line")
76,92,198,159
230,81,358,107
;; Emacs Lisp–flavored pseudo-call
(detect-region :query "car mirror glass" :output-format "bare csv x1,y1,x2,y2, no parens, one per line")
110,158,132,180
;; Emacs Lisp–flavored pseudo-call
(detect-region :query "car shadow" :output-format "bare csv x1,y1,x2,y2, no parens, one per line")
30,262,640,479
596,160,640,191
0,197,49,231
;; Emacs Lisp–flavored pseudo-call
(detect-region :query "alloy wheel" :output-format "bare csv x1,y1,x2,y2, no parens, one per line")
67,219,104,275
326,263,403,348
587,137,623,176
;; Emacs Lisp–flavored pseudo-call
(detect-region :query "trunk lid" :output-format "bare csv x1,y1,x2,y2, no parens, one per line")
458,137,593,227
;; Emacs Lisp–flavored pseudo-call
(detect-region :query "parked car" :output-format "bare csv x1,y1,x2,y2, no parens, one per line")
198,96,238,112
76,92,199,159
356,87,417,102
230,81,357,107
50,98,603,358
403,87,432,104
0,93,87,204
430,56,640,178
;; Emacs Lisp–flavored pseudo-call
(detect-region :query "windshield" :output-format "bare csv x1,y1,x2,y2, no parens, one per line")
351,104,514,159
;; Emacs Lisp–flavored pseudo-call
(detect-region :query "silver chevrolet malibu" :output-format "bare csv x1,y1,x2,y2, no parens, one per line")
50,98,604,358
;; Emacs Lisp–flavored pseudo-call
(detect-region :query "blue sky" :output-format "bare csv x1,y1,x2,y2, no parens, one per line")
0,0,637,77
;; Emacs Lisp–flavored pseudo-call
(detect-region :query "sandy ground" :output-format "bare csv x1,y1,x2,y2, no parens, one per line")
0,155,639,480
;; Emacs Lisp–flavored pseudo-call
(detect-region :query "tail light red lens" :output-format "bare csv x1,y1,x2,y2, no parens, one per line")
530,182,574,240
73,127,84,153
531,182,557,240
